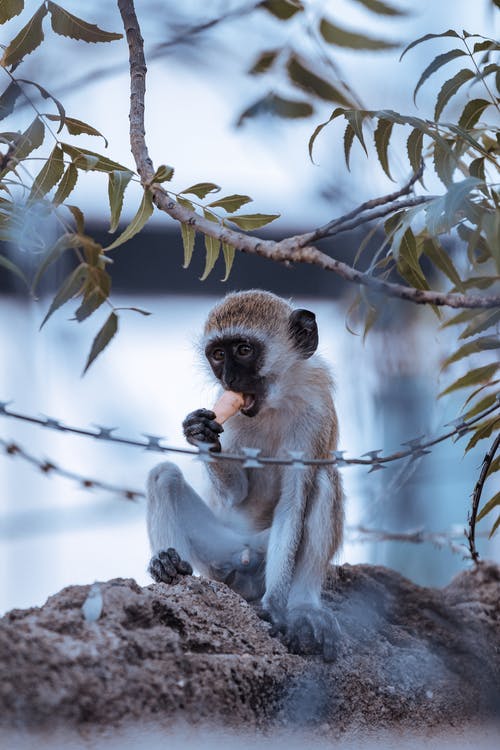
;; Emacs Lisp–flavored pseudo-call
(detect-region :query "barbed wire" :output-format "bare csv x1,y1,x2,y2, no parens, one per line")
0,437,144,501
1,395,499,470
1,435,483,556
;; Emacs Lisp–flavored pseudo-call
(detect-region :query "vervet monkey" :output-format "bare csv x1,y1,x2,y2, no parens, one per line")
147,290,344,659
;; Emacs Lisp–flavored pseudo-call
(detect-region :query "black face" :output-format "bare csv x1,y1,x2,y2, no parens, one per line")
205,336,265,417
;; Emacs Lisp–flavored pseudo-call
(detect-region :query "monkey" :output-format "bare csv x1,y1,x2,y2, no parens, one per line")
146,290,344,660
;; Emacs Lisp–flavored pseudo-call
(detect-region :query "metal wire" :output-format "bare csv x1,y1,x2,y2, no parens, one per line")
0,395,499,469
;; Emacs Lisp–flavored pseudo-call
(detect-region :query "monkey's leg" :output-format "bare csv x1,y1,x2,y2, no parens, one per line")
147,461,265,595
285,468,344,661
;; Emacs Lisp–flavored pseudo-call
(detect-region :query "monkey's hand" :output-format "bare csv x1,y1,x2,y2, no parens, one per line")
284,605,337,662
148,548,193,584
182,408,224,452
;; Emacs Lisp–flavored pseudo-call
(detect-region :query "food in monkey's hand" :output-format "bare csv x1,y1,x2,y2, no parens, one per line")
213,390,244,424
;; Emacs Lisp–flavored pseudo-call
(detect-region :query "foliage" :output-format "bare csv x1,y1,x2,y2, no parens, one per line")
0,1,279,370
0,0,499,537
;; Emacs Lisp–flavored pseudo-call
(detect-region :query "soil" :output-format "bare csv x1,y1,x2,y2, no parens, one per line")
0,562,498,734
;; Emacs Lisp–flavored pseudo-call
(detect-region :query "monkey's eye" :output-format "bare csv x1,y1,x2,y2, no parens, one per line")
236,343,253,358
211,348,225,362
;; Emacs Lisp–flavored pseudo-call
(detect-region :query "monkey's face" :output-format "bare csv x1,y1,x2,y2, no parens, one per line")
205,336,266,417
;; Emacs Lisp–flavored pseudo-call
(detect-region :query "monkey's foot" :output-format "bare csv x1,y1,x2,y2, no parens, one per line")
148,548,193,584
284,605,338,662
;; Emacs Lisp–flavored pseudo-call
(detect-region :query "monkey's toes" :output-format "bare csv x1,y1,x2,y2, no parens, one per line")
284,606,337,662
148,548,193,584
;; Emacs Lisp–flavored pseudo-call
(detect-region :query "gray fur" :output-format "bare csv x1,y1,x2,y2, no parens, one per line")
146,291,344,659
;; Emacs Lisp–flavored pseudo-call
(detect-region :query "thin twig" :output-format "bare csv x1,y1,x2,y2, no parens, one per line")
117,0,500,310
467,432,500,563
304,162,425,243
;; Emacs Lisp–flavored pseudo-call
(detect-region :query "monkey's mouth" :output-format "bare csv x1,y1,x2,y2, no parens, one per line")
241,393,258,417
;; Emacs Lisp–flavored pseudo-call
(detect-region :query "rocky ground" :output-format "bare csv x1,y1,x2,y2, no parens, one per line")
0,562,498,737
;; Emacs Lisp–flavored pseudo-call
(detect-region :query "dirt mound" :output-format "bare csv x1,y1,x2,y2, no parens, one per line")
1,562,498,733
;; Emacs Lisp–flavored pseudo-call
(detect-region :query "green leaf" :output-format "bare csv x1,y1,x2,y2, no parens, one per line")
40,263,89,328
286,54,353,105
226,213,280,230
221,241,236,281
31,232,76,291
432,139,456,186
319,18,398,50
343,123,355,169
440,363,500,397
1,3,47,68
65,204,85,233
345,110,368,156
395,227,429,289
53,163,78,206
29,144,65,201
151,164,174,183
45,114,108,146
374,118,394,180
465,416,500,452
61,143,129,173
0,253,28,285
456,275,500,291
207,194,253,212
200,234,220,281
469,157,485,181
413,49,467,104
458,99,490,129
83,312,118,374
47,2,122,43
0,82,21,120
459,309,500,339
443,177,482,225
75,267,110,322
260,0,304,20
487,455,500,478
434,68,475,120
421,237,464,291
308,107,345,161
238,93,314,125
350,0,408,15
488,513,500,539
400,30,460,61
177,196,195,211
473,40,500,54
249,50,279,75
477,491,500,523
441,336,500,368
0,0,24,25
18,78,66,130
107,169,133,233
14,115,45,160
181,182,220,199
104,189,153,251
406,128,424,175
181,223,196,269
462,391,499,420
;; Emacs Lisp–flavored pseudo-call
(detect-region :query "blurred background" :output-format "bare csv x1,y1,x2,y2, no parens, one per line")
0,0,499,615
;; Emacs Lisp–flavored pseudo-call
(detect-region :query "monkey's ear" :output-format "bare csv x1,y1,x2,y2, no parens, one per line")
288,309,318,358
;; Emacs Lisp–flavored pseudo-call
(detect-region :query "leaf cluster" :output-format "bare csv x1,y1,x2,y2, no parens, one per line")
311,28,499,537
240,0,406,125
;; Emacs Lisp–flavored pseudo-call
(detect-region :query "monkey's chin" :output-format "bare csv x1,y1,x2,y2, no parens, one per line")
241,393,258,417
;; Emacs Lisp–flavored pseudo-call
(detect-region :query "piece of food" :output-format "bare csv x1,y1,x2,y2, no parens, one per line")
213,390,244,424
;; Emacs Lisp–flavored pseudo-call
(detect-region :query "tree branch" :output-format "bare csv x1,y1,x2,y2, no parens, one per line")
467,432,500,563
117,0,500,311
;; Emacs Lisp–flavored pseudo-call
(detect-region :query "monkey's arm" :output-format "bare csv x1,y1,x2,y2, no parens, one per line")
182,408,248,505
